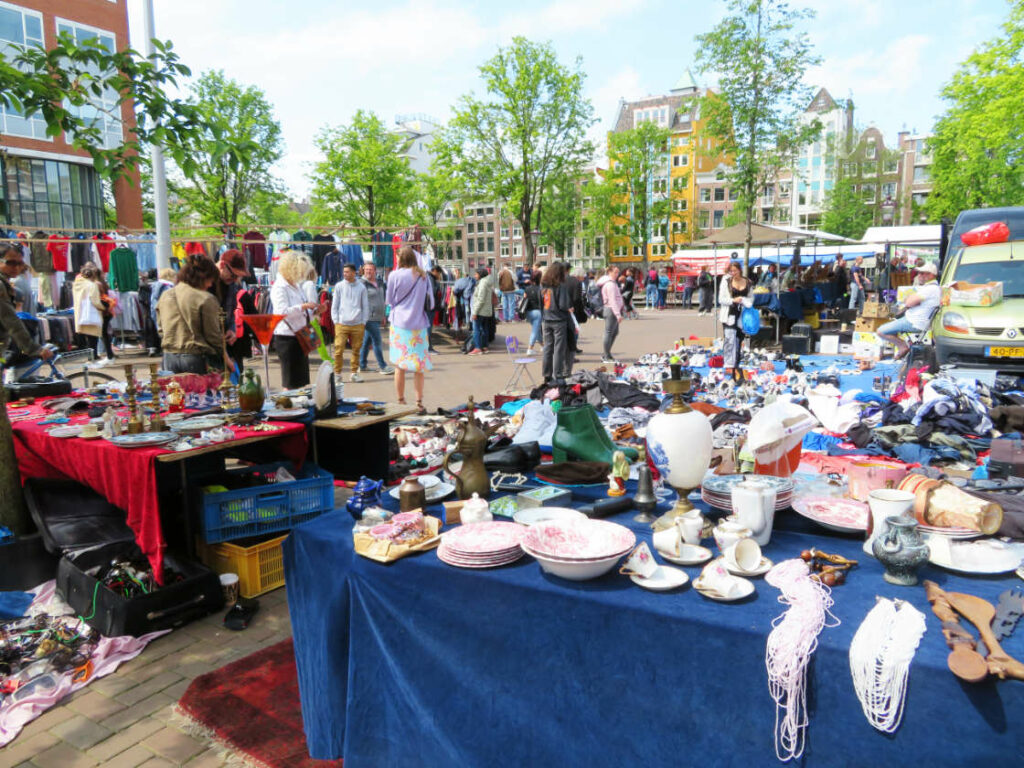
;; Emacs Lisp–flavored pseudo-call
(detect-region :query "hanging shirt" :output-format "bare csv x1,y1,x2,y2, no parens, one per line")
321,249,344,286
291,229,313,253
92,233,115,272
31,231,52,273
47,234,70,272
108,247,139,292
171,242,187,268
341,243,364,269
242,230,268,270
371,229,391,268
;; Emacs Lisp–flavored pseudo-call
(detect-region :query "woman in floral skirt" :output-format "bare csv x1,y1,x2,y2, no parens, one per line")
385,246,434,414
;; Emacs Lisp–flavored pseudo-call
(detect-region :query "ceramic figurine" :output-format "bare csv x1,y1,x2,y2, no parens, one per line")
873,516,929,586
346,476,384,521
607,450,629,497
167,381,184,413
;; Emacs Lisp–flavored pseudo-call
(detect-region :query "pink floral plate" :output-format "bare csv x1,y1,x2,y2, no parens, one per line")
438,544,524,569
791,496,869,533
441,521,525,555
522,519,636,561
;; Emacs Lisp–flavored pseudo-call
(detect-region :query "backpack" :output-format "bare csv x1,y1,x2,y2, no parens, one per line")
586,282,604,316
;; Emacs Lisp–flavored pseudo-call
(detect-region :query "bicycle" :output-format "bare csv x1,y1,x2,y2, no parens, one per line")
6,345,118,389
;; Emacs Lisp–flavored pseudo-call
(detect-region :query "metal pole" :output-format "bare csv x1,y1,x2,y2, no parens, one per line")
141,0,172,270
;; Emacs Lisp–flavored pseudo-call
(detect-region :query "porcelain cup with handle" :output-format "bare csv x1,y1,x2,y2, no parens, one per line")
725,538,761,573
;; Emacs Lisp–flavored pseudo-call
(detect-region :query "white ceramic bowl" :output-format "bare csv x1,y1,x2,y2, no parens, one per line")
523,544,623,581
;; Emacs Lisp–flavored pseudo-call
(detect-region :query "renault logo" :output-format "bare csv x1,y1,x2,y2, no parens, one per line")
1009,329,1019,339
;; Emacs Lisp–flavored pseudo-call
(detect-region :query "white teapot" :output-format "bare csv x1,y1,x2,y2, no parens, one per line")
460,493,492,525
730,479,776,546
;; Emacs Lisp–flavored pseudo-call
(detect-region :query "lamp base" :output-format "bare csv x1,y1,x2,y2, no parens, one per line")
651,487,695,531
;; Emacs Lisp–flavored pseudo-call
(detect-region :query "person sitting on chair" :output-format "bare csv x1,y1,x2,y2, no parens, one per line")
876,262,940,359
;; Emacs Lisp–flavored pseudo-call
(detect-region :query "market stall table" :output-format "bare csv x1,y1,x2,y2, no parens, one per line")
312,403,418,481
11,404,308,581
284,487,1024,767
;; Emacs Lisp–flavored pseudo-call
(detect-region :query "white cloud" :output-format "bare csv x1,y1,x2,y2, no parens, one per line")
502,0,647,38
806,34,932,100
805,0,883,30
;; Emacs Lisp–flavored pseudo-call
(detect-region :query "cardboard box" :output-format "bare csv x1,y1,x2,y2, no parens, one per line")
353,514,442,563
896,286,916,304
861,301,890,320
819,335,840,355
517,486,571,508
853,331,880,345
855,316,888,333
942,281,1004,307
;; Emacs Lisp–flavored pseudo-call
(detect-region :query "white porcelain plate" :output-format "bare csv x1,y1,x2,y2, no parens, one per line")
106,432,177,448
513,507,587,526
47,425,82,438
265,408,308,420
630,564,689,591
717,555,773,578
693,575,755,602
927,539,1024,574
656,543,713,566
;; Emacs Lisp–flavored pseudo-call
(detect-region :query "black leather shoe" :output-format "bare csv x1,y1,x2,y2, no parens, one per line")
483,441,541,472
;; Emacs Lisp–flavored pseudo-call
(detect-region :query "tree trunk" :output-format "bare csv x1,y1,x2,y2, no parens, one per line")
0,384,29,534
522,207,535,268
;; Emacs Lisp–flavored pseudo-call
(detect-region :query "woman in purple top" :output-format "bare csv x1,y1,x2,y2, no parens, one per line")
385,246,434,413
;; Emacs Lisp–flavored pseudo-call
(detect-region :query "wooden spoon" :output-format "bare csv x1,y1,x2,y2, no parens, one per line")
924,581,989,683
945,591,1024,681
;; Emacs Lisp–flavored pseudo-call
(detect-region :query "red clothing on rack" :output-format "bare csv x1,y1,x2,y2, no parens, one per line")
46,234,70,272
93,233,115,272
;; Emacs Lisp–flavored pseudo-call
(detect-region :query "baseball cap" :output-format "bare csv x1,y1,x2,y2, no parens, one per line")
220,249,249,277
918,261,938,275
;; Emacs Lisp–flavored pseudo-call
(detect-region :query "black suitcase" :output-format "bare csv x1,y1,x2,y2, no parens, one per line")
4,379,73,400
782,334,811,355
24,478,223,637
0,533,59,590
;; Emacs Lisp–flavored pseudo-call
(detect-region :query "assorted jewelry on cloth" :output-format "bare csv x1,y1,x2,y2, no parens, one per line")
849,598,927,733
765,559,839,762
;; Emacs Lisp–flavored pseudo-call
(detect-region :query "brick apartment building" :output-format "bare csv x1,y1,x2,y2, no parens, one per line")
0,0,143,230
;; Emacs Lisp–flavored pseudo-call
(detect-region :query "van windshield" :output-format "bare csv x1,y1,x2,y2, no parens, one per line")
948,210,1024,263
953,260,1024,298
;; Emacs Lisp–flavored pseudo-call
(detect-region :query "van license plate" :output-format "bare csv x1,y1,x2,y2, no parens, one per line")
986,346,1024,358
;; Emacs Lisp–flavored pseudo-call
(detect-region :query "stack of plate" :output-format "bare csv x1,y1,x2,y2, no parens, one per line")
438,521,525,569
522,519,636,581
701,474,794,511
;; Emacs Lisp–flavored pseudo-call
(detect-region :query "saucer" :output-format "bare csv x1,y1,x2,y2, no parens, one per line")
656,543,712,566
717,555,773,578
693,575,755,602
630,565,689,592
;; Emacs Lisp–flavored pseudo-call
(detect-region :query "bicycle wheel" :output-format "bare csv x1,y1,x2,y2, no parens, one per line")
66,370,117,387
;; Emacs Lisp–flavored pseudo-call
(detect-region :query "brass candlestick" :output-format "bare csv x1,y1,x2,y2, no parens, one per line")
148,363,165,433
124,364,143,434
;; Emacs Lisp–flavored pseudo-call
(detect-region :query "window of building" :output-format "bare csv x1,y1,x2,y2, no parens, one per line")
486,237,494,252
455,246,463,260
467,238,475,253
500,227,509,239
632,245,643,256
672,176,686,192
713,210,724,228
2,155,104,228
699,188,711,202
884,159,898,174
653,178,668,194
55,19,123,149
862,184,875,199
779,183,790,197
913,165,930,182
486,206,494,215
500,245,509,257
513,244,522,257
486,221,494,232
699,211,710,229
651,244,667,256
863,161,876,177
882,182,897,198
512,226,521,237
477,237,485,252
672,198,688,211
672,220,687,233
713,188,725,202
715,171,725,181
538,245,548,256
672,154,689,167
613,245,627,257
810,190,820,204
865,141,876,159
0,3,48,140
444,208,453,219
728,188,739,201
467,222,475,234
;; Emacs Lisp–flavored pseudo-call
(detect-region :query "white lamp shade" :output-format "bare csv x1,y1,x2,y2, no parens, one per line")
645,409,713,489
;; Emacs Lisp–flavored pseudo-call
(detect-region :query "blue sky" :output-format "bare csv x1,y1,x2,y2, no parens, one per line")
129,0,1010,196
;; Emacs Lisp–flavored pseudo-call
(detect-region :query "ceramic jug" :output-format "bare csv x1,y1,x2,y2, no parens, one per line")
346,476,384,521
730,479,776,546
443,396,490,500
237,369,265,412
872,516,929,586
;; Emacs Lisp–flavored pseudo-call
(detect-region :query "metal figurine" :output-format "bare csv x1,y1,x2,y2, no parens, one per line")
148,363,165,433
124,364,143,434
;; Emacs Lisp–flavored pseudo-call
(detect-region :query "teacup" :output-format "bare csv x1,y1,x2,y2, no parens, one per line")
699,560,742,598
676,511,704,545
713,519,752,554
725,538,761,573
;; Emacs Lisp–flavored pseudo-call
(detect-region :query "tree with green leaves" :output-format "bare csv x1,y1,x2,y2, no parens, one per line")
537,171,583,261
926,1,1024,220
693,0,822,268
434,37,595,267
165,70,283,227
310,110,415,230
820,176,873,239
588,122,672,273
1,34,211,532
410,169,466,260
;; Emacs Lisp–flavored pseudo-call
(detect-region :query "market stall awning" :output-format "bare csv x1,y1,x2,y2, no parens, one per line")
693,222,795,246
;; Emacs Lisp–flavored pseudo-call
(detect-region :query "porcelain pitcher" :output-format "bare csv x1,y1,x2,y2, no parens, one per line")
730,479,776,546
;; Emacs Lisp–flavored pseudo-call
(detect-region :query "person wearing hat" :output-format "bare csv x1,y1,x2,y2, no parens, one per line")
211,249,250,373
876,261,940,359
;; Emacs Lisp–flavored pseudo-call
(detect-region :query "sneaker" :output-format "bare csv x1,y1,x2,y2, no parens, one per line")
349,373,363,383
601,356,615,364
379,367,395,375
467,349,482,356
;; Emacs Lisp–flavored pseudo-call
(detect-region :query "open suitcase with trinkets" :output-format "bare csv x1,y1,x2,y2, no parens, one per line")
24,478,223,637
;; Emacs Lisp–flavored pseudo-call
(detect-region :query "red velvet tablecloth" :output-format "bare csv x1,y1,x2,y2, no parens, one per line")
10,405,307,582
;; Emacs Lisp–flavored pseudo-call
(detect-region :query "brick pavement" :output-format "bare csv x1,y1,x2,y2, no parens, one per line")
6,308,715,766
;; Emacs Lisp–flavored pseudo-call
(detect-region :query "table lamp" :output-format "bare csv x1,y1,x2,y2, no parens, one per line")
645,370,713,531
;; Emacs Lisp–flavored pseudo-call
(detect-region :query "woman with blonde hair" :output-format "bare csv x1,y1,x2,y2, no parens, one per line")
384,245,433,413
271,249,318,388
72,261,106,360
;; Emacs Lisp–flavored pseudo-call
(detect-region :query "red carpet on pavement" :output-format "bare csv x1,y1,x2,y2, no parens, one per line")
177,638,342,768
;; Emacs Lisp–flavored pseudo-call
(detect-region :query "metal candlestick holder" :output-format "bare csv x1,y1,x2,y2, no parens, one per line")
148,363,165,433
633,464,657,523
124,364,143,434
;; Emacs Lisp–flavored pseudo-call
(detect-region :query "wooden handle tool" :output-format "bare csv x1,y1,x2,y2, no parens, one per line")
924,580,989,683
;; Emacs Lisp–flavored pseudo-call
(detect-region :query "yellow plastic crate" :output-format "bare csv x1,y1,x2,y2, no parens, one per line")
196,534,288,598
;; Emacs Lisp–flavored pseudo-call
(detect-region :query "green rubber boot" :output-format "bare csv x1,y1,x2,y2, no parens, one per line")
551,404,640,464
